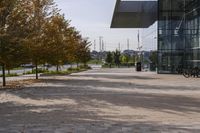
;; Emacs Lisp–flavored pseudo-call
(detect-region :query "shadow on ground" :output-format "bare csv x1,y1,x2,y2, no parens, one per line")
0,74,200,132
3,78,200,113
70,74,158,80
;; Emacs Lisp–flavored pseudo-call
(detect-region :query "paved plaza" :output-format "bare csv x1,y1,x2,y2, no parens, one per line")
0,68,200,132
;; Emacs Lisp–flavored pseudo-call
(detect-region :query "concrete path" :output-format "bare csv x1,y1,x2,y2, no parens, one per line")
0,68,200,133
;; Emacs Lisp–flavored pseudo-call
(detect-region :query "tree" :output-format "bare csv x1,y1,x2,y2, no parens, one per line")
67,30,90,68
43,14,70,71
113,50,121,67
64,27,77,66
0,0,90,86
24,0,58,79
132,55,136,65
0,0,23,86
149,51,158,65
78,39,91,66
5,0,32,74
106,52,113,68
121,55,130,67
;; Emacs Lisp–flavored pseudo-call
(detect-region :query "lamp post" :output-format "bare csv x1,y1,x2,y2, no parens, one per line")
99,36,103,61
135,30,143,71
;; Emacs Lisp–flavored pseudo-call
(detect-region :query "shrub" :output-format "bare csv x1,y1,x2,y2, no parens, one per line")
44,70,70,75
0,73,18,77
24,68,49,75
68,67,79,71
79,65,91,70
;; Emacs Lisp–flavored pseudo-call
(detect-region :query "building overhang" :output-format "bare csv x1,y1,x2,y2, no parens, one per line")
111,0,158,28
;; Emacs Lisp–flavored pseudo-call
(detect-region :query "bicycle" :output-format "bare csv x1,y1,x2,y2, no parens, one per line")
182,67,200,78
176,66,183,74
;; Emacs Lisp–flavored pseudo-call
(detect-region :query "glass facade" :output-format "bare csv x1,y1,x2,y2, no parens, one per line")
158,0,200,73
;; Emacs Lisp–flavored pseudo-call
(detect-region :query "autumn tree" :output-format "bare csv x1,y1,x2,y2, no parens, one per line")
0,0,91,86
24,0,58,79
5,0,33,74
0,0,24,86
67,30,82,67
78,39,91,66
43,14,70,71
64,27,77,67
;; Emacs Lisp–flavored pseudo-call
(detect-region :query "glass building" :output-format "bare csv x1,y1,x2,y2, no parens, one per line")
111,0,200,74
158,0,200,73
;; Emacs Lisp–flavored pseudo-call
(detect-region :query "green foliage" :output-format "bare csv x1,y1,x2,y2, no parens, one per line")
0,0,91,85
43,14,70,68
68,65,91,72
149,51,158,65
79,65,92,70
74,39,91,65
42,65,91,76
121,55,130,64
106,52,113,65
68,67,80,71
102,63,115,68
120,55,131,67
0,0,24,86
88,59,103,65
113,50,121,67
103,51,137,68
24,69,49,75
12,67,23,70
43,70,70,75
0,73,18,77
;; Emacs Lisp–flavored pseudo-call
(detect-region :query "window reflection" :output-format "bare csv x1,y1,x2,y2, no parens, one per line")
158,0,200,73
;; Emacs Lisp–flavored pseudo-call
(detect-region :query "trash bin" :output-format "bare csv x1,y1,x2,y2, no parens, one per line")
136,62,142,71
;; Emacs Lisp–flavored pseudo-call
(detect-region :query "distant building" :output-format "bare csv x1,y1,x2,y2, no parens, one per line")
122,50,135,56
90,50,99,59
90,50,107,60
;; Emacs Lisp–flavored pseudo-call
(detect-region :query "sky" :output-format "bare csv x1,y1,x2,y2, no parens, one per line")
55,0,157,51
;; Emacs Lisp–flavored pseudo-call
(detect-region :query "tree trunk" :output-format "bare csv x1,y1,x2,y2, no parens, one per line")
127,62,130,68
84,62,87,68
77,63,79,68
43,64,46,71
35,61,38,79
109,64,111,68
56,64,59,72
46,65,48,71
2,64,6,86
8,69,10,75
32,65,34,73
